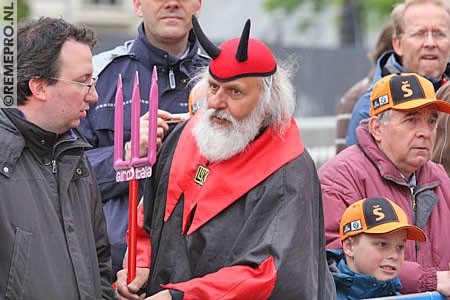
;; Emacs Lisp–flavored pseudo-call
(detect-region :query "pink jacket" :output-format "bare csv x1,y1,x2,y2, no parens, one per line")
319,124,450,294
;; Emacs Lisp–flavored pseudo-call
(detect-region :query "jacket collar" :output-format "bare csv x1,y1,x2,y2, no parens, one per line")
3,108,60,158
0,109,25,177
327,249,402,299
0,108,91,178
380,51,450,90
131,23,201,72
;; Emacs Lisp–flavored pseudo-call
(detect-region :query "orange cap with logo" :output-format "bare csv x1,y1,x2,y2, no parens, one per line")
369,73,450,116
340,196,426,243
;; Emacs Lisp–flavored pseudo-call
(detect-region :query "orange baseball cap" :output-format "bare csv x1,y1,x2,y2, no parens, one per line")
340,196,426,243
369,73,450,116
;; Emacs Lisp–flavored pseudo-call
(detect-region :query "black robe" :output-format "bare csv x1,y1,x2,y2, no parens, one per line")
143,115,336,299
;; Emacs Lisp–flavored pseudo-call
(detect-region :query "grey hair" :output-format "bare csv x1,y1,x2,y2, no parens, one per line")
376,109,393,124
258,59,297,136
391,0,450,37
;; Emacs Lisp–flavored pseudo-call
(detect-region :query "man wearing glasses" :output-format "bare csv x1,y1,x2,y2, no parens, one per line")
0,17,114,299
346,0,450,146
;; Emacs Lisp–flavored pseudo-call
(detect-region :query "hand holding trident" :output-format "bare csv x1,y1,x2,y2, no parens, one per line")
113,66,158,283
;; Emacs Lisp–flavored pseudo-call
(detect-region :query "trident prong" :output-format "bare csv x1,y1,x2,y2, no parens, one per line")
113,66,159,283
113,67,158,179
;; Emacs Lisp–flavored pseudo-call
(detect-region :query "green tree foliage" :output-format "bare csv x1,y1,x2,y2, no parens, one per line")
263,0,402,46
361,0,403,22
18,0,30,22
264,0,400,17
264,0,326,13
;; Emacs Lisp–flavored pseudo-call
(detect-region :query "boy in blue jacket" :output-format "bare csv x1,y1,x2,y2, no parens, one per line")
327,196,426,299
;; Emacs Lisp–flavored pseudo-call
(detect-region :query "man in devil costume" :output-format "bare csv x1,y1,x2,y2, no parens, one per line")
116,16,336,300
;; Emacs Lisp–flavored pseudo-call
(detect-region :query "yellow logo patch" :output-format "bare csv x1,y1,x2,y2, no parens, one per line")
194,164,210,186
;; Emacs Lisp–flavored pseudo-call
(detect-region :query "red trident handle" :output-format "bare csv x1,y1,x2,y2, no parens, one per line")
127,179,138,283
113,66,158,283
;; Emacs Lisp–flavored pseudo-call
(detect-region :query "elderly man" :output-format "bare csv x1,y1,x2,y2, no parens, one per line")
346,0,450,146
115,16,336,300
319,73,450,295
0,17,114,299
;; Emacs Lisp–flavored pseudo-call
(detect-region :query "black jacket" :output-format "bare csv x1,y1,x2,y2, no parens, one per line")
143,118,336,299
0,109,114,300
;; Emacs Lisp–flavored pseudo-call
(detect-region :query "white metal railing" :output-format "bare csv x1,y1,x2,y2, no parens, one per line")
296,116,336,167
307,145,335,168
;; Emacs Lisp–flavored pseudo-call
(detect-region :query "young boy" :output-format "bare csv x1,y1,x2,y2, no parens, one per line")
327,196,426,299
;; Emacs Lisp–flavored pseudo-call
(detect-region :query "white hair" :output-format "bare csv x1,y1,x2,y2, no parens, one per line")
258,60,296,137
376,109,393,124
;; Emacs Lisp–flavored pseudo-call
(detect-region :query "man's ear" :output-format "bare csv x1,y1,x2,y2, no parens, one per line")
133,0,143,17
194,0,202,17
342,237,355,258
369,116,382,143
28,77,47,101
392,35,402,56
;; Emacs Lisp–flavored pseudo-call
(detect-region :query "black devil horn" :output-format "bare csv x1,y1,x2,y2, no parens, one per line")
192,15,221,59
236,19,250,62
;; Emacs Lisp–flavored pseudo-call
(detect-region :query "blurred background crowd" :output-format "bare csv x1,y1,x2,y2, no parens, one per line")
19,0,402,166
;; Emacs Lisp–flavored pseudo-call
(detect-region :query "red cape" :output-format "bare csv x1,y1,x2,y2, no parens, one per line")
165,114,304,235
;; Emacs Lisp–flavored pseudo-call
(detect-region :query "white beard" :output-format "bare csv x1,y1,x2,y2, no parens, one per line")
193,104,266,163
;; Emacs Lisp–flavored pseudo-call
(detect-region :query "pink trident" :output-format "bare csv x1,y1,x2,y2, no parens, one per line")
113,66,158,283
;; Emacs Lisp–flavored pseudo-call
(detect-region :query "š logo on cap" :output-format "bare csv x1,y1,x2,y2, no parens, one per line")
340,196,426,243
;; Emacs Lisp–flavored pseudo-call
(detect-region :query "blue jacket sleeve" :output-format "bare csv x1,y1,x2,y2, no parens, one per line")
346,91,371,146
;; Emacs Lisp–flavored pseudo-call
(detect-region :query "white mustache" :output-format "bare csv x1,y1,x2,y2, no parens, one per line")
210,109,233,123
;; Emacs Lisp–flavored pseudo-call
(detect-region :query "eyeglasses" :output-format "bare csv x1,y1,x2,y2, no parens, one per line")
50,76,98,94
407,30,450,41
